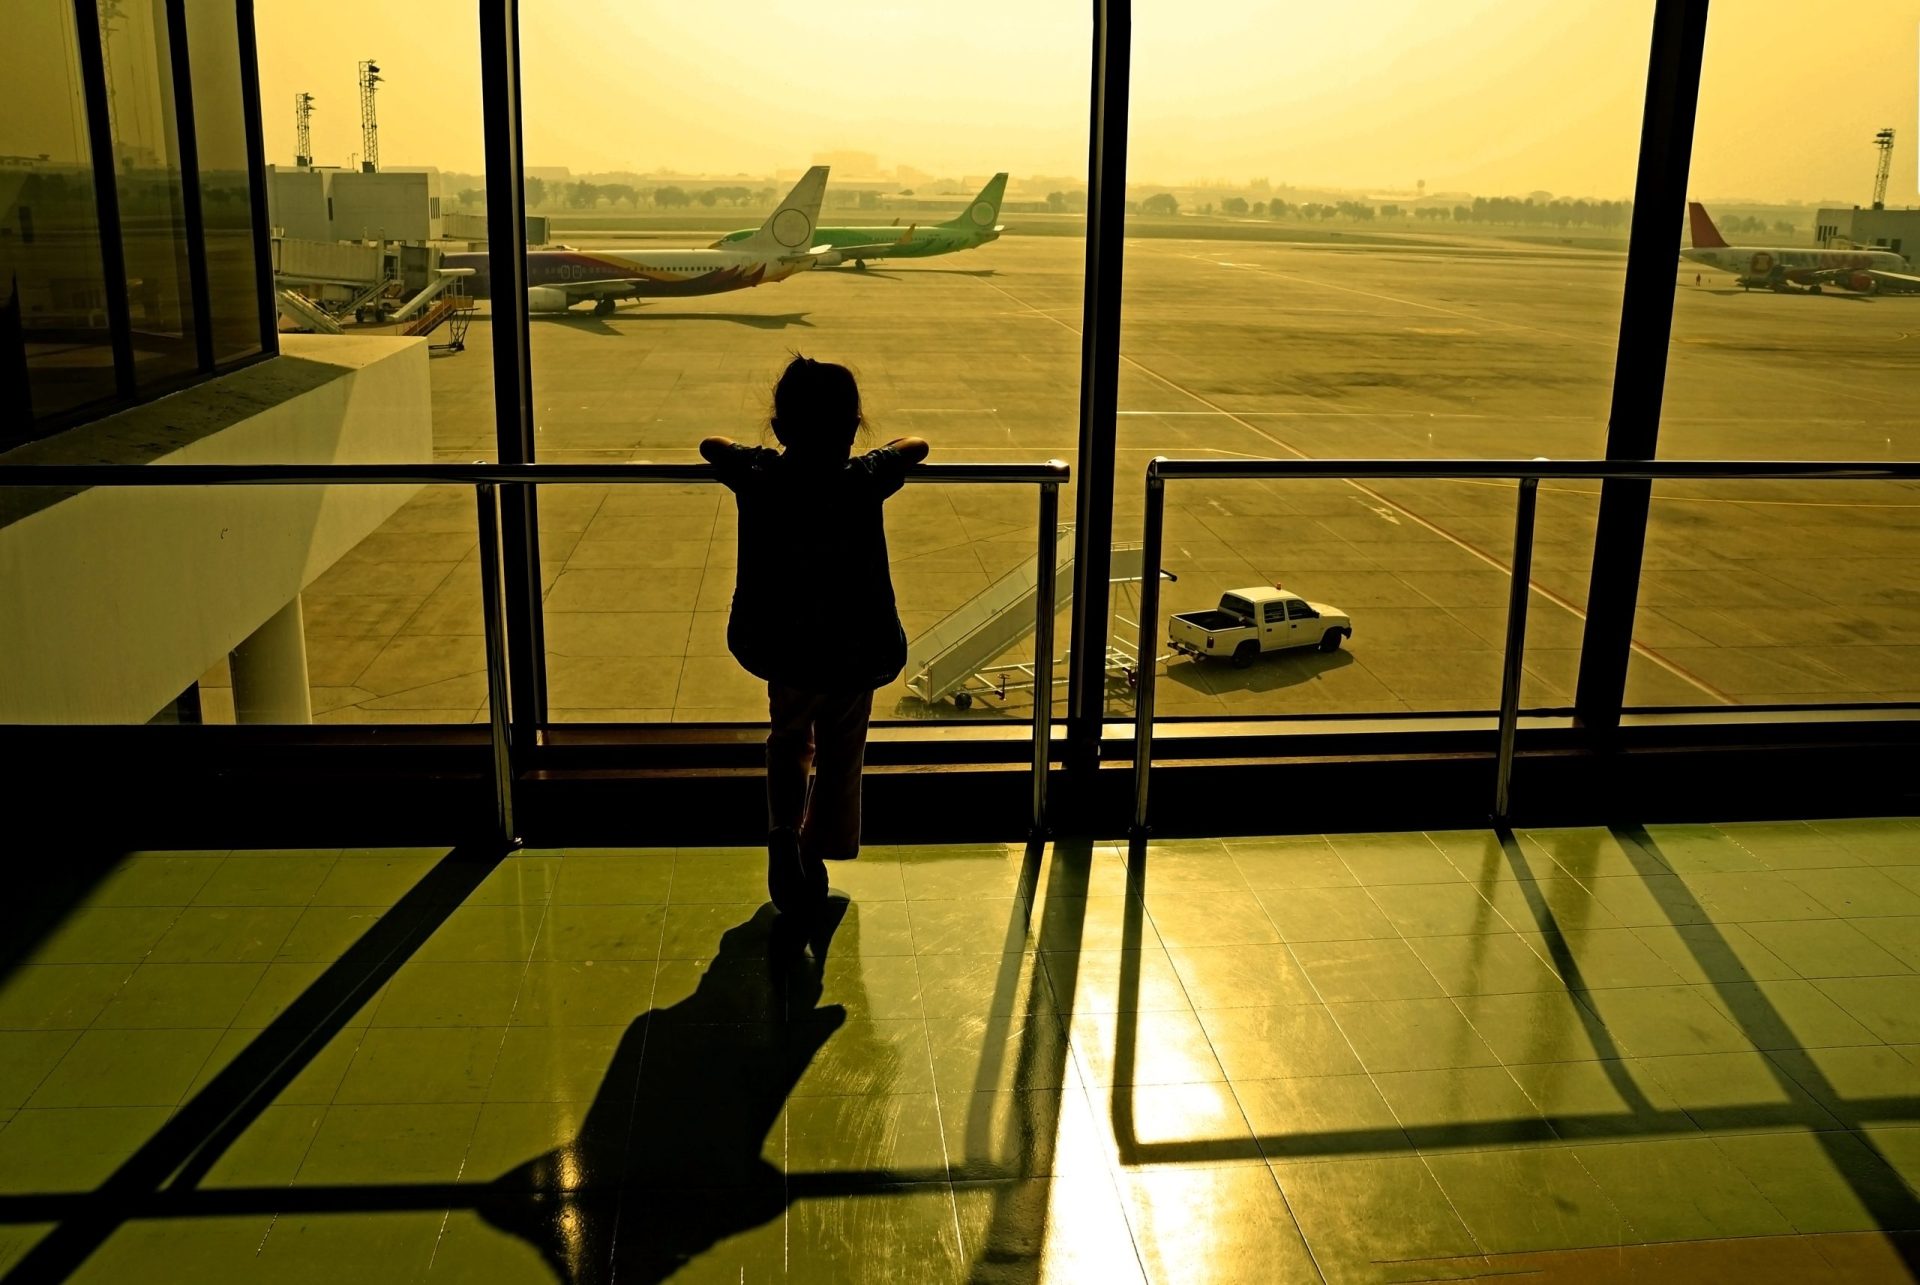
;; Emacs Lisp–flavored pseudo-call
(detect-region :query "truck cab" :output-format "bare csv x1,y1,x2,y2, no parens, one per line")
1167,586,1353,668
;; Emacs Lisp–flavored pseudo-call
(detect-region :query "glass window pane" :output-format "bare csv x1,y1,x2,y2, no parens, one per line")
1123,0,1653,719
247,1,498,726
0,0,118,433
102,0,199,388
518,0,1089,725
184,0,265,366
1635,0,1920,709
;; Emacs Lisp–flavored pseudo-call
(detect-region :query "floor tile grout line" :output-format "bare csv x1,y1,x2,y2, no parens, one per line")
1132,842,1351,1281
1036,841,1158,1285
1240,833,1508,1266
423,855,566,1277
901,875,964,1262
1140,848,1340,1285
235,847,449,1260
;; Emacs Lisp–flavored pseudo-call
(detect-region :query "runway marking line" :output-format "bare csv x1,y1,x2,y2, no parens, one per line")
976,271,1735,706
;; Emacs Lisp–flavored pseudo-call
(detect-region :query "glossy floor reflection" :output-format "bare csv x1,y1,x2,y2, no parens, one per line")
0,822,1917,1281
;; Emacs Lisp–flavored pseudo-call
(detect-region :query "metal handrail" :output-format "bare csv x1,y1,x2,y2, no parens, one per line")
1145,459,1920,482
0,461,1072,487
1,458,1071,845
1130,456,1920,833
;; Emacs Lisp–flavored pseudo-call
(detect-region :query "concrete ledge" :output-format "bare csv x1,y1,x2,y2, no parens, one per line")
0,336,430,722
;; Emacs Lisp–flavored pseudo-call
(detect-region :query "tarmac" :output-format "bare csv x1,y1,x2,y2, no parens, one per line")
278,229,1920,725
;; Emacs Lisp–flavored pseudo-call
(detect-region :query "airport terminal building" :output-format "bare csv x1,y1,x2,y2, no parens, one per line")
2,1,1918,1281
1814,204,1920,255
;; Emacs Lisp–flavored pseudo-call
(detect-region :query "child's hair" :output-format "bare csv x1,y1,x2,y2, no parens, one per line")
770,355,862,456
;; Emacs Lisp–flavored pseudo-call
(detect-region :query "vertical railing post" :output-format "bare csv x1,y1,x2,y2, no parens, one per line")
1494,476,1541,821
1130,461,1167,834
1031,478,1060,833
475,483,517,848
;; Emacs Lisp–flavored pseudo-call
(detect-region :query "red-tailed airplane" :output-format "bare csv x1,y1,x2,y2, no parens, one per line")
1683,202,1920,295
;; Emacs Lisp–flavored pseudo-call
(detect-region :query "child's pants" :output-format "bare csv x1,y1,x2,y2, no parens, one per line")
766,683,874,860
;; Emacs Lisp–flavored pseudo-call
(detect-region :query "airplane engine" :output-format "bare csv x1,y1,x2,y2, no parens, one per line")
1846,273,1877,293
526,287,573,313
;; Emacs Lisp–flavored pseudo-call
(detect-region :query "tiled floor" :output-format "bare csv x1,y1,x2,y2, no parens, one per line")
1,820,1917,1282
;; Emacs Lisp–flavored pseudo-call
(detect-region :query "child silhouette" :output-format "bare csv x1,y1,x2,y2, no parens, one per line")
701,356,929,912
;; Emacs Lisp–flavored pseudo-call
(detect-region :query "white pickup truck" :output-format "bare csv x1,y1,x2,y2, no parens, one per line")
1168,586,1353,668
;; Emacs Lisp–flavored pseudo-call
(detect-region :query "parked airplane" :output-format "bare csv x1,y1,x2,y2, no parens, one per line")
443,167,831,315
1683,202,1920,295
712,172,1007,270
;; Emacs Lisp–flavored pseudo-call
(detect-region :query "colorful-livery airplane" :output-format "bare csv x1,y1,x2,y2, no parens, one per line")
443,166,831,315
712,172,1007,270
1683,202,1920,295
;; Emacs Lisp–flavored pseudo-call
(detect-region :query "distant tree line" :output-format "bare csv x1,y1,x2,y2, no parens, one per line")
1711,213,1798,237
1123,191,1646,232
453,179,779,212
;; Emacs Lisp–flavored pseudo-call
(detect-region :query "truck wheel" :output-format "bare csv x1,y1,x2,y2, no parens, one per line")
1232,641,1258,669
954,691,972,709
1319,630,1343,653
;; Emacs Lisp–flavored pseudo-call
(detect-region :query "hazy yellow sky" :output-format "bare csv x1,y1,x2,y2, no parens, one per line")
250,0,1920,202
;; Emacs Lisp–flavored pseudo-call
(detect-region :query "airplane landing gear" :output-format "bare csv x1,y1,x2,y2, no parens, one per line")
1808,285,1823,295
593,297,616,316
853,260,868,272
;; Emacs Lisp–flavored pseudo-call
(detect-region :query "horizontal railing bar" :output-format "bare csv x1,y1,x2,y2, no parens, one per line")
0,460,1071,488
1147,457,1920,483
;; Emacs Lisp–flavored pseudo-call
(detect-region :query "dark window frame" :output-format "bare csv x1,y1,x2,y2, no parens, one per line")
471,0,1732,772
3,0,277,446
33,0,1911,790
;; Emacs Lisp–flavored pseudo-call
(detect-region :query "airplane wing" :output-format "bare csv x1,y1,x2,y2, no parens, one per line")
559,279,643,303
822,226,920,259
777,246,838,266
1867,269,1920,292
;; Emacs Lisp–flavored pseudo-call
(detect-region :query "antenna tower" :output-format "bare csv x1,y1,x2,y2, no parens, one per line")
293,93,315,168
97,2,125,148
1871,128,1894,210
357,59,382,173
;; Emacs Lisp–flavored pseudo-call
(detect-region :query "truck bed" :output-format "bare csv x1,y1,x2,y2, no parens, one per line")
1172,610,1250,633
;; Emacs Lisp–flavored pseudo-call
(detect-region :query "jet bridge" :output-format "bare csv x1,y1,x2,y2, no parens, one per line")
904,529,1164,711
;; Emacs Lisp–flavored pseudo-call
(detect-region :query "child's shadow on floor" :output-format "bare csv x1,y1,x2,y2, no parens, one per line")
479,898,874,1283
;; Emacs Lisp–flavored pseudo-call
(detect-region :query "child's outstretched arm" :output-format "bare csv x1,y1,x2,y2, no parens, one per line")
699,435,736,464
886,437,930,466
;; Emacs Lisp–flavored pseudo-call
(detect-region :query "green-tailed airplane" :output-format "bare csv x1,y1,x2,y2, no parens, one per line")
712,172,1006,269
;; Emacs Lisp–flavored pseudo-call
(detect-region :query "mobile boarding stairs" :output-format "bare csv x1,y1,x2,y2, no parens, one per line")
903,528,1172,713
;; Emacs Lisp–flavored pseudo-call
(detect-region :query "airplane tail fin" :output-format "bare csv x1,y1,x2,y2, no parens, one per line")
944,172,1008,231
738,166,830,255
1688,201,1728,249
